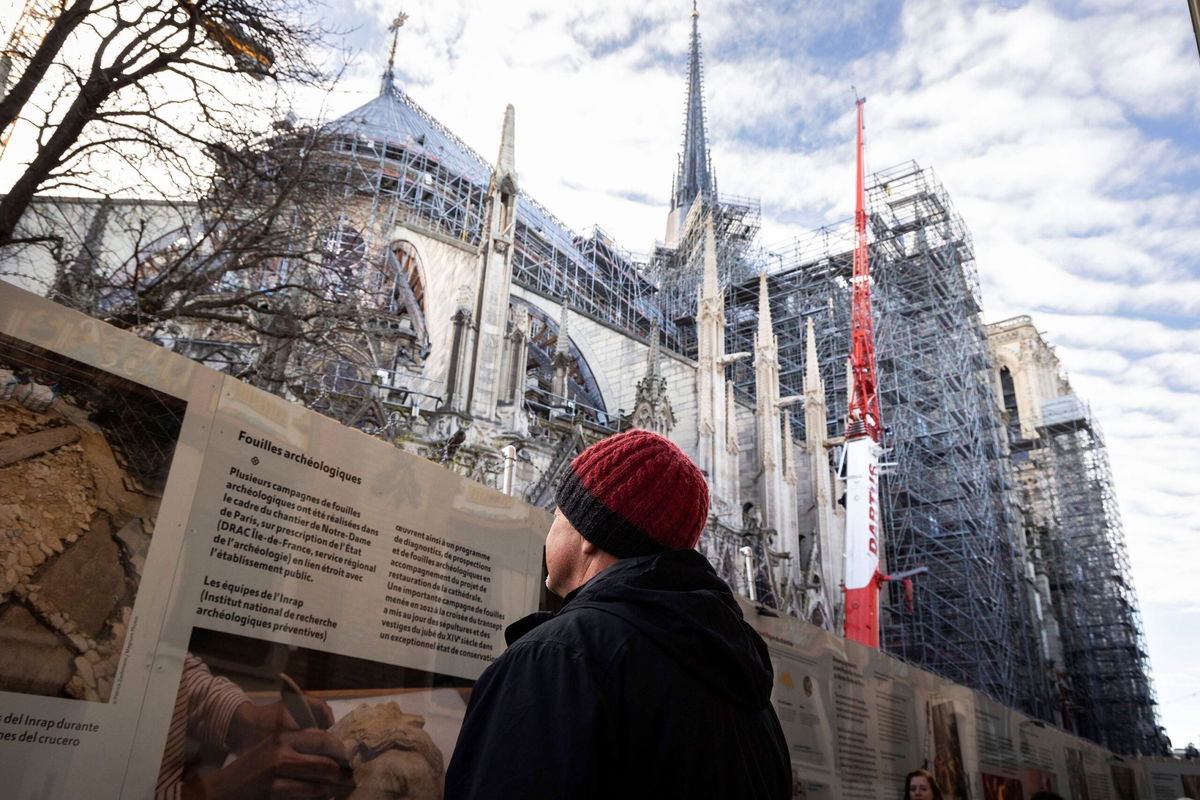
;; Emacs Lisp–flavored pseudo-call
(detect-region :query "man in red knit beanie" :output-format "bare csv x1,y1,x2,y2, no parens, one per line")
445,429,790,800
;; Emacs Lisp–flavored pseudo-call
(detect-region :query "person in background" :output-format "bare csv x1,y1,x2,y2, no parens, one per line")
903,768,944,800
444,429,791,799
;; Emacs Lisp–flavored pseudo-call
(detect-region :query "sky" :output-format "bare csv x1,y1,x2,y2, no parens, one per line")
0,0,1195,747
312,0,1200,746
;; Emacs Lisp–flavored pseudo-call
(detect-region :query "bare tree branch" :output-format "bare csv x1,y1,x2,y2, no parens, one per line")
0,0,335,244
0,4,422,404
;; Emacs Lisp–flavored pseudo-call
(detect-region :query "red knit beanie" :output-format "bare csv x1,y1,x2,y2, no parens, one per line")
555,429,710,557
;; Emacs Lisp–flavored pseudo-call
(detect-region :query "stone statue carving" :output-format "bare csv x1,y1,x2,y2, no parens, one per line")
329,701,445,800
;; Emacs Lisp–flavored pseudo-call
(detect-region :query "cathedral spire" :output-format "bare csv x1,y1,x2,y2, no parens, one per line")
675,2,714,210
632,323,675,435
702,215,719,300
804,316,823,396
492,103,518,194
551,297,572,398
465,103,519,420
665,2,715,247
381,12,409,95
645,320,663,381
555,297,570,359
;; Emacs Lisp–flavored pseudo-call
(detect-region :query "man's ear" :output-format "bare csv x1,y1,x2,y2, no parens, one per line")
578,536,620,577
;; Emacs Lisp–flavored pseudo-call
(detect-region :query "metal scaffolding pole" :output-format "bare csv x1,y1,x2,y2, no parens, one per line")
724,161,1047,716
1036,398,1162,754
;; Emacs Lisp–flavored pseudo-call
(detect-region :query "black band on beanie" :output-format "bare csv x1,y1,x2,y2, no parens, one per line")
555,468,667,558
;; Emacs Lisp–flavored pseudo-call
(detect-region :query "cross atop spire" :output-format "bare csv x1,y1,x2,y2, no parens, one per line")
672,2,715,215
381,11,409,95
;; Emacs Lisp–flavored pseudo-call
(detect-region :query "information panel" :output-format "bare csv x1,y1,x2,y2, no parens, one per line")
751,599,839,799
1144,758,1200,800
0,283,548,799
1,284,218,798
742,601,1199,800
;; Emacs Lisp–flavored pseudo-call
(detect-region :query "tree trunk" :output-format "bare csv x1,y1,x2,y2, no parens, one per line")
0,0,94,131
0,71,111,245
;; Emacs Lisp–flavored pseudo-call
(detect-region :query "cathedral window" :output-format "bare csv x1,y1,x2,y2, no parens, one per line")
522,304,606,419
999,366,1022,442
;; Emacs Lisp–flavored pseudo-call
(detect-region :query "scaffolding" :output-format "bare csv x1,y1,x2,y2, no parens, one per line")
329,84,673,348
647,195,762,359
330,85,771,366
1035,398,1161,754
724,161,1047,715
320,86,758,388
162,83,673,422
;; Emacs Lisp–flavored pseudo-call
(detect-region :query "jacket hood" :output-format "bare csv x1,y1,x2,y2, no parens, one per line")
559,549,775,709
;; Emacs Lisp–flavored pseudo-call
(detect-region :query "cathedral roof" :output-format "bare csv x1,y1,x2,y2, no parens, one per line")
329,81,592,277
331,81,494,186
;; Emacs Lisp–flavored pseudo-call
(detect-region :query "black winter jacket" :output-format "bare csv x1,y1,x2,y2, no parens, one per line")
443,548,791,799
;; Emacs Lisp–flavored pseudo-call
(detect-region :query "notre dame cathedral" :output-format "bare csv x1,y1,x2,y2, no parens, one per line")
3,6,1165,753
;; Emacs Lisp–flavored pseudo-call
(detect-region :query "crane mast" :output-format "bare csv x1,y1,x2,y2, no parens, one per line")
843,97,884,648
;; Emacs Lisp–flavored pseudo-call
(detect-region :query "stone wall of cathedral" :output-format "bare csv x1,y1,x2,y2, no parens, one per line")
389,223,480,400
511,287,703,447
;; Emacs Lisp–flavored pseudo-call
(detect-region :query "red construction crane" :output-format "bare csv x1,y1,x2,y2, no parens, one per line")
843,97,885,648
847,97,882,444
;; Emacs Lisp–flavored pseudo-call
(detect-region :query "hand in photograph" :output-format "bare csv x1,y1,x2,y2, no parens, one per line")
184,728,354,800
227,695,337,752
158,654,354,800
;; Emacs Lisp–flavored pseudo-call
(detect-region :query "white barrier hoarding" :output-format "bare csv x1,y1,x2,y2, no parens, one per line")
750,599,840,798
3,279,1197,799
1144,758,1200,800
744,599,1196,800
0,282,548,798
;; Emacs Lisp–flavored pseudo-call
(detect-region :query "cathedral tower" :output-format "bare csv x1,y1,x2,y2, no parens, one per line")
665,3,716,248
804,317,841,626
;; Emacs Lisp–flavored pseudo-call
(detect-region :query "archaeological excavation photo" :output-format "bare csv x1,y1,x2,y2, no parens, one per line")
0,331,185,703
162,627,471,800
